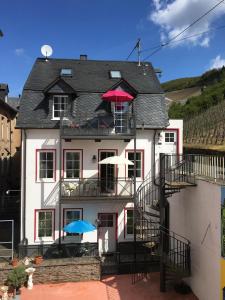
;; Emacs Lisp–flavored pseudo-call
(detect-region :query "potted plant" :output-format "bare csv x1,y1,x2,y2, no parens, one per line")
6,265,27,296
34,255,43,265
11,257,19,267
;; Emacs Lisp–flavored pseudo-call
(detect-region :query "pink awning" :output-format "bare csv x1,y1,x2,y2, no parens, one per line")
101,90,134,102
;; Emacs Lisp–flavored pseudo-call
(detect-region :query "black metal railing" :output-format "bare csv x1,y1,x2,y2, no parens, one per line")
60,113,135,137
61,177,134,198
161,226,191,277
133,154,193,291
164,154,196,186
137,178,160,212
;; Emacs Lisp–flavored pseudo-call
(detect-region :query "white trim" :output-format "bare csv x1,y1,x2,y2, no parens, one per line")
35,209,54,242
52,95,68,120
126,151,143,179
165,131,176,143
64,150,82,179
125,209,134,239
36,149,56,182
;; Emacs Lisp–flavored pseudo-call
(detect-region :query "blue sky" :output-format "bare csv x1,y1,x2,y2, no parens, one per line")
1,0,225,96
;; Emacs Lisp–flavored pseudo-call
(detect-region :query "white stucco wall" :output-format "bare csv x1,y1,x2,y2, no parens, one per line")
169,179,221,300
20,119,183,245
22,128,156,244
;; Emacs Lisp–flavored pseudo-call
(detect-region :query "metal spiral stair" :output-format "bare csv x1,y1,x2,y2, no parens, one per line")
133,154,195,291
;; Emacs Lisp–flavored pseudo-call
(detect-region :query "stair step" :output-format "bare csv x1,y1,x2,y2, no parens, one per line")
143,211,160,218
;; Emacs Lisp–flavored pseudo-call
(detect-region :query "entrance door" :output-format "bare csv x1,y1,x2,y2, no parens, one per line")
99,151,116,193
98,213,117,254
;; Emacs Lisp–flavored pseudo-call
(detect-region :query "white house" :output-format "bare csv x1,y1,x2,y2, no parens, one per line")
17,56,182,257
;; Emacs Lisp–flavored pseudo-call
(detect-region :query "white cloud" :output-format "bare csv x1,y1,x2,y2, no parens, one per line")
210,55,225,69
14,48,25,56
150,0,225,47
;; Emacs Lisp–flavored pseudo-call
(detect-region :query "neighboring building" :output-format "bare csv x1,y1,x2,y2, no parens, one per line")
16,56,183,257
0,84,21,196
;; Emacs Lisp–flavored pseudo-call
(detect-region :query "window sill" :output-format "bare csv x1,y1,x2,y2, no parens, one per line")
125,235,134,240
35,238,54,243
36,179,56,183
51,117,69,121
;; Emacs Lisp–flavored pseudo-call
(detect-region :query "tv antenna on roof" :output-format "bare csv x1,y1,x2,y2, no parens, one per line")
41,45,53,61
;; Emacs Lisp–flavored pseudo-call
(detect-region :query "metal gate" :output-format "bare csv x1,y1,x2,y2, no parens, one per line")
0,220,14,260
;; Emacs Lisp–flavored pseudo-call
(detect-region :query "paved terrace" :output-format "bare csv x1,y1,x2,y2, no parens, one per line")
19,274,197,300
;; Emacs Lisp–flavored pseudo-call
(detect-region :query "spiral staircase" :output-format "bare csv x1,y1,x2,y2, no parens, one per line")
132,154,196,291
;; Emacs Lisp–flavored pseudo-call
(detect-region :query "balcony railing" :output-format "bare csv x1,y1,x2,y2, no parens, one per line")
60,112,135,138
164,154,225,183
61,177,134,198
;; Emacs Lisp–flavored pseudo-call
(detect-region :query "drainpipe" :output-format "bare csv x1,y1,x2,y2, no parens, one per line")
9,120,12,185
153,129,160,186
22,129,27,243
58,115,62,246
133,101,137,264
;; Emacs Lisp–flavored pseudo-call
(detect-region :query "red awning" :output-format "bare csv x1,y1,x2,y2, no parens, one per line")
101,90,134,102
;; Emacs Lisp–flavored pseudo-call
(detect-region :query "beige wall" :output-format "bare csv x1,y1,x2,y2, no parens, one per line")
169,179,221,300
0,110,21,191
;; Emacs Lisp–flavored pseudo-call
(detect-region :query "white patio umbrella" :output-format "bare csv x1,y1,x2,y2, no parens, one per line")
98,155,134,165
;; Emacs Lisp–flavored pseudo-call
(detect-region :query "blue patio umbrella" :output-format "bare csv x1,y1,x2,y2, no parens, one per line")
63,220,96,234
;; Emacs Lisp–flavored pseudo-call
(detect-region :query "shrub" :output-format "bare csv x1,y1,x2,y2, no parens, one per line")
6,265,27,289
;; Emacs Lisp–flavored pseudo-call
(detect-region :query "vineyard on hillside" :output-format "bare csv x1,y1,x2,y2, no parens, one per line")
184,100,225,149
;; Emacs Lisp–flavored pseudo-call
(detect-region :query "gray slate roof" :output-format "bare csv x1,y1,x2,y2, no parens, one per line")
17,58,168,129
24,58,163,94
0,98,17,119
7,97,20,111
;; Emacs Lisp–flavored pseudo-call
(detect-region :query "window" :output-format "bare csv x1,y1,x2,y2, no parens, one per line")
37,150,55,181
53,95,68,119
110,70,121,79
165,132,175,143
114,102,129,133
64,150,82,178
1,117,4,140
6,120,10,141
126,209,134,235
127,151,143,178
35,210,54,241
64,209,82,236
99,214,113,227
60,68,73,76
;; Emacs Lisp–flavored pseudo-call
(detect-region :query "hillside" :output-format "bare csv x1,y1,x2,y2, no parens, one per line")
162,77,200,92
164,67,225,119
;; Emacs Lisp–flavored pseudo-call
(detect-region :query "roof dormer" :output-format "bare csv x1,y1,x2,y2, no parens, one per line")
43,78,76,95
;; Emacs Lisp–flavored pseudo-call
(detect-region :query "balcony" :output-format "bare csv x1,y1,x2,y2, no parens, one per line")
60,112,135,139
61,178,134,200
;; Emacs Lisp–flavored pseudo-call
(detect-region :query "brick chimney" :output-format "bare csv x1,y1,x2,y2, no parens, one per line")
0,83,9,102
80,54,87,60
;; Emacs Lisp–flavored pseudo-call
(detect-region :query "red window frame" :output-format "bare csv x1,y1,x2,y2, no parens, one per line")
34,209,55,242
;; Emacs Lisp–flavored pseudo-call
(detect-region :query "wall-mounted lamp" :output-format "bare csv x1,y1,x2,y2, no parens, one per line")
92,155,97,163
95,218,101,227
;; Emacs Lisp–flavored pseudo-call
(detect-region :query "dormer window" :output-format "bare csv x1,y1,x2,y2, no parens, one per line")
110,71,121,79
52,95,68,119
60,69,73,77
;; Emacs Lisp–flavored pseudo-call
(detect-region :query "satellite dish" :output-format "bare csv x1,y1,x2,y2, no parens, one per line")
41,45,53,59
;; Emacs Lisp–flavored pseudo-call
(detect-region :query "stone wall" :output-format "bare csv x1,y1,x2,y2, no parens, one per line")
0,257,101,285
0,263,12,285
